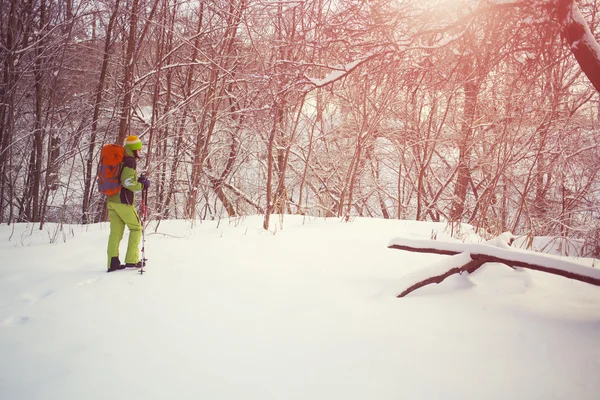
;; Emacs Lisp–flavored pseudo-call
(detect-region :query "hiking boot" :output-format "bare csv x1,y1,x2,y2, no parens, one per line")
107,257,126,272
125,262,143,269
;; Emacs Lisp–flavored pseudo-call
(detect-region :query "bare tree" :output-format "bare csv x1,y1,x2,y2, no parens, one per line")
82,0,122,224
116,0,140,145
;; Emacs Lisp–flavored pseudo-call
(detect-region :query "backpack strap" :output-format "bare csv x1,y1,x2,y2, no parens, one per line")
123,155,136,169
119,155,137,205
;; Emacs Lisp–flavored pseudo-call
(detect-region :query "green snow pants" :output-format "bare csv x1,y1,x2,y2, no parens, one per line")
107,202,142,268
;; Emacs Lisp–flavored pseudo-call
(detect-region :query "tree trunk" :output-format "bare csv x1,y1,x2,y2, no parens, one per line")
181,2,206,219
450,67,478,222
0,1,19,224
263,104,280,230
154,0,176,220
117,0,140,144
82,0,121,223
557,1,600,93
24,0,46,222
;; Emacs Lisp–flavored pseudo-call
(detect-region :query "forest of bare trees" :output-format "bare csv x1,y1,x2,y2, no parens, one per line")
1,0,600,256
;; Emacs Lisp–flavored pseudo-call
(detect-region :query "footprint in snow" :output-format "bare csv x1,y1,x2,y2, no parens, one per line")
20,288,55,304
2,315,30,327
76,278,100,286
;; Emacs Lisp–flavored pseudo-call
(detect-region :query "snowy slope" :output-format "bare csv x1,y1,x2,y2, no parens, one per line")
1,216,599,400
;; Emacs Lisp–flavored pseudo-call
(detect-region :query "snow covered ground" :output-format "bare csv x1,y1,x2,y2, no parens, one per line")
1,215,599,400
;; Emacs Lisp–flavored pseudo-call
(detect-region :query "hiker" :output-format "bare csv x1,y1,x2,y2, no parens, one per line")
106,135,151,272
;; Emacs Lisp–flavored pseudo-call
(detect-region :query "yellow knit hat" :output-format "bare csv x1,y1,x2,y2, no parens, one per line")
124,135,142,151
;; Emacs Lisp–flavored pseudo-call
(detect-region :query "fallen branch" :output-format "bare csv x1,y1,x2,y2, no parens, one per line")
395,252,484,298
389,237,600,297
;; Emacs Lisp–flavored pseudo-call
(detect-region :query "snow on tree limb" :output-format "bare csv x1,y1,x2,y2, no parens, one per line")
557,0,600,92
389,237,600,297
304,54,380,88
300,0,600,95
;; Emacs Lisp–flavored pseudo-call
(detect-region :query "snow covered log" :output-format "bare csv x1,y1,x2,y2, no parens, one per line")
389,237,600,297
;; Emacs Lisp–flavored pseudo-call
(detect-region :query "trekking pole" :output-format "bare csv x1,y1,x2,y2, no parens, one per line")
140,187,148,275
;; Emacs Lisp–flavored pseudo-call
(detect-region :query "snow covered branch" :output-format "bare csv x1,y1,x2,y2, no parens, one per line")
389,236,600,297
303,53,383,89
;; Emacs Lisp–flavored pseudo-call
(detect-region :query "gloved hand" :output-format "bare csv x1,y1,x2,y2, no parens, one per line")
138,176,151,190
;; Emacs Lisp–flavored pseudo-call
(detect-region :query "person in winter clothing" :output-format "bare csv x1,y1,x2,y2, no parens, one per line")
107,135,151,272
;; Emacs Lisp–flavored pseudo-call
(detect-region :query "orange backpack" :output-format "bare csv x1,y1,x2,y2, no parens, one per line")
97,144,125,196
